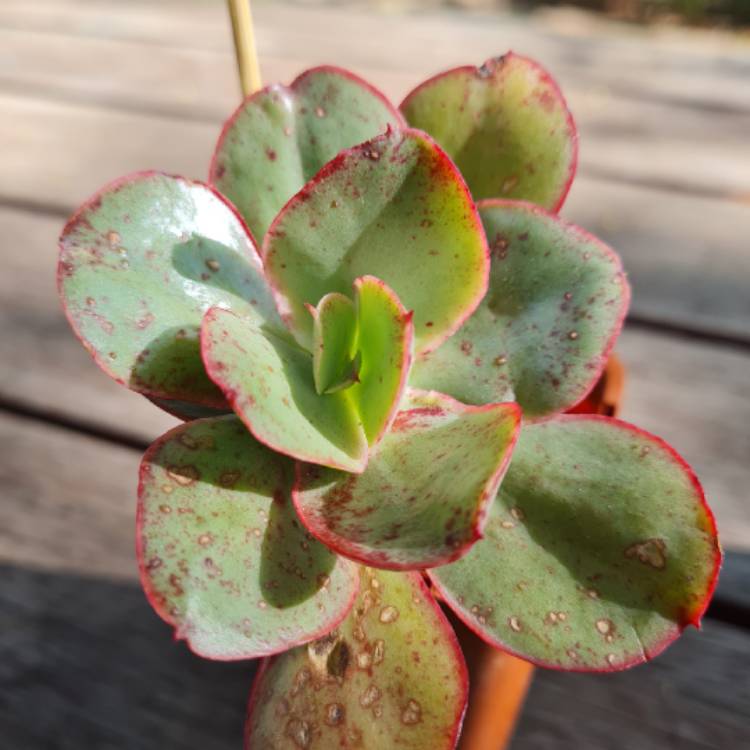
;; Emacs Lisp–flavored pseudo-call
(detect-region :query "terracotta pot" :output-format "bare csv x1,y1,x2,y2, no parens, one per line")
450,355,625,750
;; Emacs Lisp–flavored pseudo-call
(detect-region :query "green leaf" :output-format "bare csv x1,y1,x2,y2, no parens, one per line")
410,201,629,420
350,276,414,445
311,293,359,395
245,567,467,749
400,53,578,210
293,389,520,570
210,66,404,240
429,415,721,672
263,128,489,355
137,415,360,659
201,307,368,472
58,172,282,406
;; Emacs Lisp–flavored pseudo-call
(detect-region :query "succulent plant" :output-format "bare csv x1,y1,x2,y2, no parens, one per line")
58,58,720,748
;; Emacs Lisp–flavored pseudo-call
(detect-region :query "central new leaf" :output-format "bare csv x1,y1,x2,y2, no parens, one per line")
201,276,413,471
263,128,489,355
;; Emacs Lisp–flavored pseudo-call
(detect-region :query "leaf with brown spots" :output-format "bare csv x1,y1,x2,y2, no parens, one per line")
410,201,629,420
430,415,721,671
245,568,467,749
400,53,577,210
138,415,359,659
58,172,283,409
263,128,489,355
293,389,520,570
211,66,404,240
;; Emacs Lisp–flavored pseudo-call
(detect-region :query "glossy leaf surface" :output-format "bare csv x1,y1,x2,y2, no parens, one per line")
246,568,467,749
311,293,359,395
201,308,368,472
350,276,414,445
401,53,577,210
211,66,404,240
410,201,628,419
58,172,281,406
137,415,359,659
263,128,488,355
430,416,721,671
293,390,520,570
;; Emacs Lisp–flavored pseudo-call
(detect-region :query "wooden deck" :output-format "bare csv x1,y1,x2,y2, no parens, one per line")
1,1,748,747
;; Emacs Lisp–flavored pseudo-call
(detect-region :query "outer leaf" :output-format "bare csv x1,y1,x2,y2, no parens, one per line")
400,53,578,211
350,275,414,445
245,568,467,749
210,66,405,240
429,415,721,672
263,128,489,355
137,415,359,660
58,171,281,406
293,390,520,570
410,201,629,420
311,293,358,395
201,307,368,473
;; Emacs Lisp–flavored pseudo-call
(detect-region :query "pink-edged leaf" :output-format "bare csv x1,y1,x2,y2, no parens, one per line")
210,66,404,240
263,128,489,355
137,415,359,660
430,415,721,672
350,275,414,445
201,307,368,472
410,201,629,420
58,171,282,407
245,567,468,749
293,389,520,570
400,53,578,211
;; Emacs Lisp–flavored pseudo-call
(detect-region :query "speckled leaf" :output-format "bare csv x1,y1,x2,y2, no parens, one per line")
58,171,282,407
201,307,368,472
263,128,489,355
311,293,359,395
210,66,404,240
429,415,721,672
350,276,414,445
410,201,629,420
293,390,520,570
137,415,360,659
400,53,577,210
245,567,467,749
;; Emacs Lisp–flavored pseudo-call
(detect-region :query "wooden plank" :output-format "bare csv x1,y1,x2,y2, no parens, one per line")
2,29,749,200
0,561,256,749
616,329,750,552
1,0,748,115
513,617,750,749
2,93,748,339
0,412,142,579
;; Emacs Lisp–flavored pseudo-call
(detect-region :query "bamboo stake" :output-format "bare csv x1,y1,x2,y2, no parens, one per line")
226,0,262,97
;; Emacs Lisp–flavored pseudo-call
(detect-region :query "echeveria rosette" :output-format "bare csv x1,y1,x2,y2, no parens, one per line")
56,56,721,749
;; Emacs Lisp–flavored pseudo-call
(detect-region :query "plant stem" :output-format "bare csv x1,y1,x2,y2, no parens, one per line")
226,0,262,97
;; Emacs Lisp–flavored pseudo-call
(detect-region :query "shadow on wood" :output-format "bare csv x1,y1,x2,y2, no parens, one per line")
0,564,256,749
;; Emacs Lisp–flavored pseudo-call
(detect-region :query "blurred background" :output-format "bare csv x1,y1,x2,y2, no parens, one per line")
1,0,748,747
